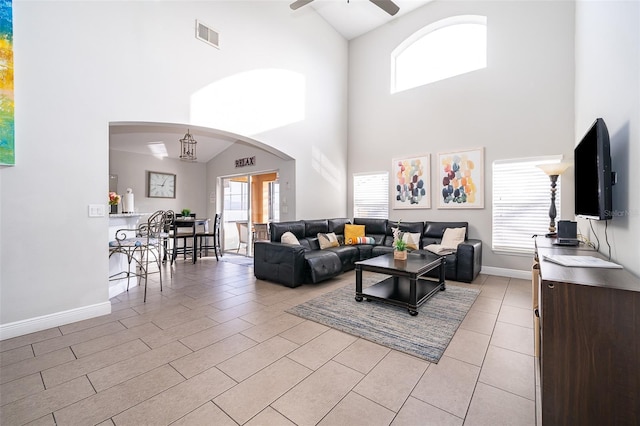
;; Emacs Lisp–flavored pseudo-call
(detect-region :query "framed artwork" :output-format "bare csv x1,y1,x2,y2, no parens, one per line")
392,154,430,209
437,148,484,209
0,0,14,165
147,171,176,198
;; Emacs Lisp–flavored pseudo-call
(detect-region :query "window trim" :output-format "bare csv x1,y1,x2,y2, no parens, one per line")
391,15,487,94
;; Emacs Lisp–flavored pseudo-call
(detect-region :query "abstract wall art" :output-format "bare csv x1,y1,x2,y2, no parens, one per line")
392,154,430,209
0,0,13,166
438,148,484,209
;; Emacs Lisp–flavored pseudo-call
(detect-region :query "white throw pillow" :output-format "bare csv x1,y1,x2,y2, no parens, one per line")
402,232,421,250
440,227,466,249
280,231,300,245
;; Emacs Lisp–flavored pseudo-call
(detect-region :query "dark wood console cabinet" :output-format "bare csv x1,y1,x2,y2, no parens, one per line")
534,237,640,425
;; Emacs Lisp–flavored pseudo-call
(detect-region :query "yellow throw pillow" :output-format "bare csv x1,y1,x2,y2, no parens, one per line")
317,232,339,249
402,232,421,250
344,224,366,245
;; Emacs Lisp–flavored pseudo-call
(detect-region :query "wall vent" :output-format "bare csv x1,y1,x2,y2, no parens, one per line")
196,20,219,49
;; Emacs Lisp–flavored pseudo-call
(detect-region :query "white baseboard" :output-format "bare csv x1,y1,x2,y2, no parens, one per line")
481,266,531,281
0,302,112,341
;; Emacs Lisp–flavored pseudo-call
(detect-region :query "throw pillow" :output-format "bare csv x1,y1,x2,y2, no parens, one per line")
280,231,300,245
344,224,366,245
352,236,376,245
402,232,421,250
441,227,466,249
317,232,339,249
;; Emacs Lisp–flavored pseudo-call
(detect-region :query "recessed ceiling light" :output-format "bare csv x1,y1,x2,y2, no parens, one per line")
147,142,168,158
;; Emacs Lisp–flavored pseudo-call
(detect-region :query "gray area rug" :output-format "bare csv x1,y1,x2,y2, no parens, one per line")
220,255,254,267
287,278,480,363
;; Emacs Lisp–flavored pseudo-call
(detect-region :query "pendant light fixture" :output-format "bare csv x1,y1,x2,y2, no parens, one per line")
179,129,198,161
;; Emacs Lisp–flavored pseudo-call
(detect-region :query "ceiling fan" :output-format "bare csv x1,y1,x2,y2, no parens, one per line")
290,0,400,16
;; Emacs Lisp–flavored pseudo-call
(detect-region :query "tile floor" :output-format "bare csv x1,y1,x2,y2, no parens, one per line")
0,255,538,425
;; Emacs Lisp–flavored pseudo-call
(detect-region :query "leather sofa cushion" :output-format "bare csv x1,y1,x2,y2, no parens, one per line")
353,218,387,244
305,219,329,238
424,221,468,240
304,251,342,283
328,218,351,235
271,221,306,242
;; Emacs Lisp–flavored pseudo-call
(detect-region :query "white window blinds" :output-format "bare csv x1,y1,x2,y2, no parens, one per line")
354,172,389,219
492,156,563,254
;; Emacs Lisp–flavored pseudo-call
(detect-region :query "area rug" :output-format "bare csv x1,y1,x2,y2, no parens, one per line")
220,255,254,267
286,278,480,363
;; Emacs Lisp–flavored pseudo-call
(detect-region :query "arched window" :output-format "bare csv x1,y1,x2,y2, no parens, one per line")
391,15,487,93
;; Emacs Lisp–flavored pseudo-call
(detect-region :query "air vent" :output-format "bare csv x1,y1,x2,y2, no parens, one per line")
196,20,219,49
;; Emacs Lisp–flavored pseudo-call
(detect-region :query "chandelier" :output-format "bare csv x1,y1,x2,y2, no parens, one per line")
179,129,198,161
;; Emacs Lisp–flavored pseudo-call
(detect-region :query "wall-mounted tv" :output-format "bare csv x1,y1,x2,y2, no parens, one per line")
574,117,613,220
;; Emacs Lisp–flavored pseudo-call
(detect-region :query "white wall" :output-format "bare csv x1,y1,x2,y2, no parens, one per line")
348,0,576,273
575,0,640,277
109,150,207,217
0,1,347,336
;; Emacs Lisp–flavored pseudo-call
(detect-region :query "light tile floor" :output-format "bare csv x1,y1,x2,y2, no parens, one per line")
0,255,537,425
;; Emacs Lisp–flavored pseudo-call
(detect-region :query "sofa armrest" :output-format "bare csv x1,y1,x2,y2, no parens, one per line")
456,239,482,283
254,241,307,288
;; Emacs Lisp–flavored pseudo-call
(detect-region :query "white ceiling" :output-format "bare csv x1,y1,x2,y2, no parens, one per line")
110,122,238,163
109,1,433,161
301,0,433,40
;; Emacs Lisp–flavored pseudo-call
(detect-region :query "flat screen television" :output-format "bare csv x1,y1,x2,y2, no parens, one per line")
574,117,613,220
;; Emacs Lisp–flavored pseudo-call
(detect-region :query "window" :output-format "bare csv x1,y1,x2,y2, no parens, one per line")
492,156,564,254
353,172,389,219
391,15,487,93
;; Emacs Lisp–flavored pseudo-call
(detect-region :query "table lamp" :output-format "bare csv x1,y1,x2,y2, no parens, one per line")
536,162,571,237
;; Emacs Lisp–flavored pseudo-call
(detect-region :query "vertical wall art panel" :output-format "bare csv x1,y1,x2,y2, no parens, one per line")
392,154,430,209
438,148,484,209
0,0,13,166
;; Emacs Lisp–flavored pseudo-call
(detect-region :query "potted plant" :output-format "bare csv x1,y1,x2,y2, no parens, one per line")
392,220,407,260
108,191,121,214
181,208,191,217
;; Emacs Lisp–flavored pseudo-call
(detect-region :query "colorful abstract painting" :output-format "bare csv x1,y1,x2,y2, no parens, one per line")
0,0,13,166
438,148,484,209
392,154,430,209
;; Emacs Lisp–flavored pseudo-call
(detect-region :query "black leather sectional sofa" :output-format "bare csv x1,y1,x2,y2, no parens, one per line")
253,218,482,288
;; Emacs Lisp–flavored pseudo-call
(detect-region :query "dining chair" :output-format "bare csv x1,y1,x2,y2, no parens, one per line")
253,223,270,242
108,210,167,302
171,215,196,264
236,221,249,254
196,213,221,260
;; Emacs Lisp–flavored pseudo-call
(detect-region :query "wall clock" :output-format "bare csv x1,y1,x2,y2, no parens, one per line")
147,171,176,198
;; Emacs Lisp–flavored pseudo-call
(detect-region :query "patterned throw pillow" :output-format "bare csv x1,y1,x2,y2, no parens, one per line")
352,236,376,245
344,224,366,245
317,232,339,249
280,231,300,245
402,232,421,250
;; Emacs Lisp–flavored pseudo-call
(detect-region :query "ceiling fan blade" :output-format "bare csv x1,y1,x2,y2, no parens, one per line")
369,0,400,16
290,0,315,11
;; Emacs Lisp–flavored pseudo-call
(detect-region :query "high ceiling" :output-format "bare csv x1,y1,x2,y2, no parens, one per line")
109,1,433,162
301,0,433,40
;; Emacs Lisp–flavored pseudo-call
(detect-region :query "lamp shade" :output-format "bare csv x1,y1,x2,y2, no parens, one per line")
537,162,571,176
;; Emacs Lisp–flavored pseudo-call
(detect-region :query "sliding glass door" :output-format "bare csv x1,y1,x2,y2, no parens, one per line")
221,171,279,256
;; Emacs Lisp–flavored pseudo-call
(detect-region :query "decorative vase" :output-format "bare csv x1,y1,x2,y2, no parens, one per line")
110,204,118,214
394,250,407,260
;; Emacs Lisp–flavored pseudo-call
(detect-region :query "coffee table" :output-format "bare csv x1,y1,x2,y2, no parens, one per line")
355,252,446,316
